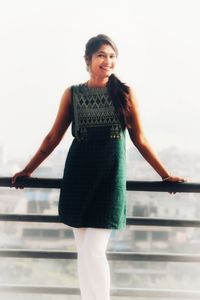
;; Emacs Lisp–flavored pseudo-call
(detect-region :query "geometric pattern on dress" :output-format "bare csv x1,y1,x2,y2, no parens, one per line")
72,84,122,141
77,94,120,127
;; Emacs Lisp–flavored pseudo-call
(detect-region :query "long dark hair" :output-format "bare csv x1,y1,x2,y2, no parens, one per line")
84,34,132,130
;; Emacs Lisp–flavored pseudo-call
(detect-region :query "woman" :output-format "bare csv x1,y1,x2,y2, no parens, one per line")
12,34,186,300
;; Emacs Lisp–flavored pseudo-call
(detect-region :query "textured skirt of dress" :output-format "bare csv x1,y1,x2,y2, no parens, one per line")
58,83,127,229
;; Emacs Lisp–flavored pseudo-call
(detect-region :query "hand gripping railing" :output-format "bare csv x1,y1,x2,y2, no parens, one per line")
1,177,200,298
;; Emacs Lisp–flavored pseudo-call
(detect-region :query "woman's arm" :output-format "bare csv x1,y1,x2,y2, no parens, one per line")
127,87,185,182
12,87,72,184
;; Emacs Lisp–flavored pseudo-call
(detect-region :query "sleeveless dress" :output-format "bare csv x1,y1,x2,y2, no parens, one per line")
58,83,127,229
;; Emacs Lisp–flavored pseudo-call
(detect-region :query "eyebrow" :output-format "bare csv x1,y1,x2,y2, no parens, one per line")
97,51,116,55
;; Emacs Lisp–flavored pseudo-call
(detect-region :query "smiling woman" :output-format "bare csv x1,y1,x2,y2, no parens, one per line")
11,33,186,300
86,46,117,79
84,35,133,131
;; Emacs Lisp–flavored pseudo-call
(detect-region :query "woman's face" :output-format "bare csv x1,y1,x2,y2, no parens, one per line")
87,44,117,79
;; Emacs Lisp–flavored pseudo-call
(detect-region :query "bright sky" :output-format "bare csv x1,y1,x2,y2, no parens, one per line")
1,0,200,160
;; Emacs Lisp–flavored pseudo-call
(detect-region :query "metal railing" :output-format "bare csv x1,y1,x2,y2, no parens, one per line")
1,177,200,298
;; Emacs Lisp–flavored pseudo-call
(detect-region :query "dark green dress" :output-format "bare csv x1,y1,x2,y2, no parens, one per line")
58,83,127,229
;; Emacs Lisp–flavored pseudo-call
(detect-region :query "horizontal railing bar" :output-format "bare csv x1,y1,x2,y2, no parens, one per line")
126,181,200,193
0,177,61,189
1,177,200,193
127,217,200,227
1,249,200,262
0,213,60,223
0,285,200,298
0,284,78,295
1,213,200,228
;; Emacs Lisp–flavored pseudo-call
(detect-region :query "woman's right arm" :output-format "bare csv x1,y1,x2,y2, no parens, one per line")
12,87,72,185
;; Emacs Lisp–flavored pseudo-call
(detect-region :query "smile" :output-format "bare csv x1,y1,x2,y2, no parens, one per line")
100,66,112,70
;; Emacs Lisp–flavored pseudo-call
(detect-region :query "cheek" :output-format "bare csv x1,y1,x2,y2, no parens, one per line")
90,58,99,68
112,60,117,68
92,60,102,70
89,62,99,73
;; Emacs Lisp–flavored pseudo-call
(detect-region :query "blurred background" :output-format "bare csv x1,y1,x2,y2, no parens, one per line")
0,0,200,299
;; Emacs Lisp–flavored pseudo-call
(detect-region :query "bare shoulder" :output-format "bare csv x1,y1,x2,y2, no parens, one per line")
50,86,73,135
128,86,139,107
60,86,72,107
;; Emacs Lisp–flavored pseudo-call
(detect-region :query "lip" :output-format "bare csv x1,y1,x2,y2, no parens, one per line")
100,66,112,70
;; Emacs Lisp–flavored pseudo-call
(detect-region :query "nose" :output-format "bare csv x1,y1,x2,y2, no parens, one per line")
104,56,112,66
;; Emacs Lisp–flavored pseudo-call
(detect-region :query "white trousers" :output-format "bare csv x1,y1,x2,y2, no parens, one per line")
72,227,112,300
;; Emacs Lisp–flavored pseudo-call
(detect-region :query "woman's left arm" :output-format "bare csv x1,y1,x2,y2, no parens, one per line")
127,87,186,182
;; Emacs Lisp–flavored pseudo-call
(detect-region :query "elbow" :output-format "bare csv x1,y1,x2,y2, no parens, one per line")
45,132,62,148
131,134,147,150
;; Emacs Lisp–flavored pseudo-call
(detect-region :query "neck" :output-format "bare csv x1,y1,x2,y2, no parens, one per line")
87,76,109,88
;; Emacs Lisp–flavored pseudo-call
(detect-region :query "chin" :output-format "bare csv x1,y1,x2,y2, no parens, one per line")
103,71,112,77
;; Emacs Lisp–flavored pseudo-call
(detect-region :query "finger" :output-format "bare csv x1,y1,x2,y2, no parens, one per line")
17,186,24,189
12,175,20,185
11,177,16,184
12,179,18,186
14,183,20,189
179,177,186,181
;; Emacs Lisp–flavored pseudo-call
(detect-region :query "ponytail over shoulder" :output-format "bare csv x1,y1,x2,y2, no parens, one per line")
84,34,132,130
107,74,132,130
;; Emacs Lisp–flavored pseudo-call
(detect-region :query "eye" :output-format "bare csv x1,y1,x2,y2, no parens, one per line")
98,54,105,57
